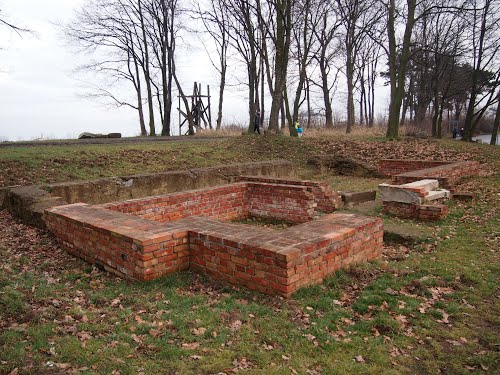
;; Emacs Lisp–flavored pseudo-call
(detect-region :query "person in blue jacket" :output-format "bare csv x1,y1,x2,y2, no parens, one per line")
294,121,303,137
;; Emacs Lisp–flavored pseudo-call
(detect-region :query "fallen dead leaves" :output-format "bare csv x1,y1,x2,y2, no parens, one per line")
0,146,498,374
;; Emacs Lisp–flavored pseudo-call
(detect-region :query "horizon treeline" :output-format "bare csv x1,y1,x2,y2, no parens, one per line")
63,0,499,142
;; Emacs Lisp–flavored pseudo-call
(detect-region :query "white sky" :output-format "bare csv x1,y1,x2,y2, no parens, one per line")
0,0,389,141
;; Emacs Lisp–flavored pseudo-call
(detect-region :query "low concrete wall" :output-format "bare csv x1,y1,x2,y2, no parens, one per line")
3,160,295,227
4,186,66,228
45,160,295,204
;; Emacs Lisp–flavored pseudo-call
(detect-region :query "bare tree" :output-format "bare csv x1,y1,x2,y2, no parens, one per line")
0,8,31,35
64,0,187,137
428,10,466,138
145,0,181,136
221,0,260,132
263,0,295,133
337,0,380,133
356,37,382,127
288,0,320,136
384,0,418,138
65,0,151,136
136,0,157,136
462,0,500,141
310,1,341,128
198,0,230,130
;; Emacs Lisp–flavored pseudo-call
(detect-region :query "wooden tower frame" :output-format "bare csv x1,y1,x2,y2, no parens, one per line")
178,82,212,135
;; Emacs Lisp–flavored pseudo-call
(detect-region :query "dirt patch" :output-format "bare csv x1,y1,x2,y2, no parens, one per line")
308,156,384,177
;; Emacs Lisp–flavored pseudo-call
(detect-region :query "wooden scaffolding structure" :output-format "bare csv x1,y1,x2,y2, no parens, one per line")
178,82,212,135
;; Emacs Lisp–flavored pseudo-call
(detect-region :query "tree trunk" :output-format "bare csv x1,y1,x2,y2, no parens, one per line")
281,100,286,129
130,41,147,136
386,0,416,138
138,0,156,136
291,0,310,136
463,0,490,142
248,53,257,133
216,61,226,130
346,49,355,133
268,0,291,133
134,66,147,136
320,55,333,128
400,96,409,126
306,77,311,128
437,98,445,139
432,93,439,137
490,94,499,145
283,88,294,134
369,58,377,127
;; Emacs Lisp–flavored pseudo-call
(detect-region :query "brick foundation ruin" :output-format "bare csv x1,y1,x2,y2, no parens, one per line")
378,159,480,188
380,180,450,221
378,159,480,221
45,177,383,298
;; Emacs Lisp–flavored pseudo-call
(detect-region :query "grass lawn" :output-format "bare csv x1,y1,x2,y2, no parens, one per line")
0,134,498,374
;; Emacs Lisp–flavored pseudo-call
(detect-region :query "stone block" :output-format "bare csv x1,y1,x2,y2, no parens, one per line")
341,190,377,206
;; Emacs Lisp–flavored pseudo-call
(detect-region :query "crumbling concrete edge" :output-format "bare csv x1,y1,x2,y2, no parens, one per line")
2,160,296,228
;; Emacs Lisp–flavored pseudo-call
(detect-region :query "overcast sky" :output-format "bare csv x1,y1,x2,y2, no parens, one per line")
0,0,225,141
0,0,388,141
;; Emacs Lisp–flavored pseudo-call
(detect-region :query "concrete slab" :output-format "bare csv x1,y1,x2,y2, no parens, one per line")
379,184,421,204
400,179,439,193
424,189,450,202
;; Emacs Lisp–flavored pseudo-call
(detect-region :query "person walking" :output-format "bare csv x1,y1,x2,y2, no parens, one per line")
254,111,261,134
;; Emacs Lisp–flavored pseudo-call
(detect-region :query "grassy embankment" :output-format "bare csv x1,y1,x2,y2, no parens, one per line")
0,134,498,374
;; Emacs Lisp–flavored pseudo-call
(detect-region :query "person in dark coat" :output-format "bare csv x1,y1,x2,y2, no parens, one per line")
452,127,458,139
254,111,261,134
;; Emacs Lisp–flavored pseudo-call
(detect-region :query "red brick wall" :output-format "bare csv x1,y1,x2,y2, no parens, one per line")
286,217,383,295
101,184,249,223
190,214,383,297
378,160,450,177
238,176,341,213
100,180,337,225
392,161,480,188
417,204,449,221
378,159,481,188
246,182,316,223
382,201,448,221
44,205,191,281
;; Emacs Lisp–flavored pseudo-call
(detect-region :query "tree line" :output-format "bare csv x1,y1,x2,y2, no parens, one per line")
63,0,499,143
